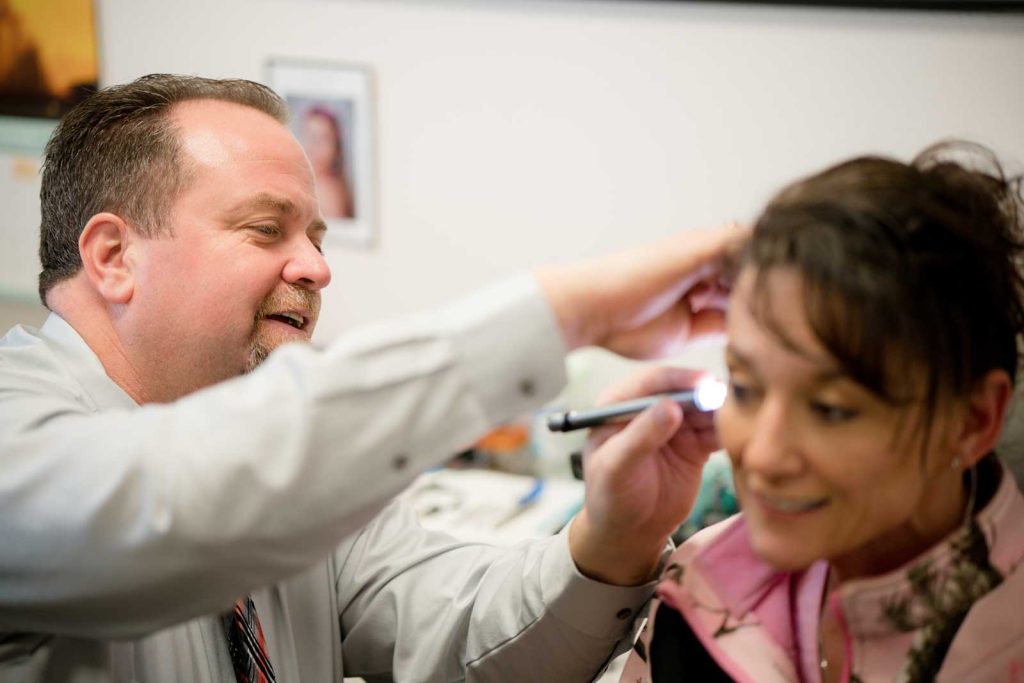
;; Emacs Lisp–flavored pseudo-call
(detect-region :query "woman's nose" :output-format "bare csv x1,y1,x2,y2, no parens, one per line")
738,398,803,478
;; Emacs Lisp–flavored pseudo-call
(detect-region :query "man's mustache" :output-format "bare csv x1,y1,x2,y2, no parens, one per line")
254,285,321,330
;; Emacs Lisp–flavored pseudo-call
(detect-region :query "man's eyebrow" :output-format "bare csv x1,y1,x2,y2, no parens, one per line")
227,192,299,217
309,219,328,238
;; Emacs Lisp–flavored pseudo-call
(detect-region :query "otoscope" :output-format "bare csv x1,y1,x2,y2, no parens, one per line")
545,376,727,433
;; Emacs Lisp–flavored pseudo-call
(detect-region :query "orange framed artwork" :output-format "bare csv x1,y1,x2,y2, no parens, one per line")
0,0,100,119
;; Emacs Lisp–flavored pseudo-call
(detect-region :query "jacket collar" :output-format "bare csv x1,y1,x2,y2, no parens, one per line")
834,458,1021,639
691,459,1023,642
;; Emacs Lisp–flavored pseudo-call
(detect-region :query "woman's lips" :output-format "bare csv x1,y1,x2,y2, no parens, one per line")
751,490,830,516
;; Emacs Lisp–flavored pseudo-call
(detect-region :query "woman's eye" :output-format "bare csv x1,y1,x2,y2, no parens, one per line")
729,381,755,404
810,400,858,423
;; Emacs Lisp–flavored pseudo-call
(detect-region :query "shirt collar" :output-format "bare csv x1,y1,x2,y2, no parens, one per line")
40,313,139,411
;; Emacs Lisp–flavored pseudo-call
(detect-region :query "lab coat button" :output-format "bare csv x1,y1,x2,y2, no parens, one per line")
616,608,632,620
519,378,536,397
392,454,409,470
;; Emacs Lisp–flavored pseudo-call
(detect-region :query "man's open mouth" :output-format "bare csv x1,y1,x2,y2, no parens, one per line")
264,312,307,330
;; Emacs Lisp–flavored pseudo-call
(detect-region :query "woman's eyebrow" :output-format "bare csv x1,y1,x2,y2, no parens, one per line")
726,343,846,385
725,344,758,375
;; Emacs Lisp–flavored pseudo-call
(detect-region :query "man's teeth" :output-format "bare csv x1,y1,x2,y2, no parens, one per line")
269,313,303,329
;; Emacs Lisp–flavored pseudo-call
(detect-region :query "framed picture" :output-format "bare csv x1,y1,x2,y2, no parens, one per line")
0,0,100,119
267,59,376,249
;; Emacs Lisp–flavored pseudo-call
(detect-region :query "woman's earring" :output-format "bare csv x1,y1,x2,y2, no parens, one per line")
950,455,962,470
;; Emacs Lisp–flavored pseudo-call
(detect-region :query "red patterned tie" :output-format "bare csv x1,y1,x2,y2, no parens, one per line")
223,596,276,683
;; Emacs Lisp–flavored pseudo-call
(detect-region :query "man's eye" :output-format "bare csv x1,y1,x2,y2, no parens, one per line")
253,224,280,237
810,400,858,423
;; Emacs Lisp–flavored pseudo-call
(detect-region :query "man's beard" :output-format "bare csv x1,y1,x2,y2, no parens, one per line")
244,285,321,373
246,338,274,373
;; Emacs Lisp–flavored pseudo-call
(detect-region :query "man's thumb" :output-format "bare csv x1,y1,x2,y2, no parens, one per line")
610,398,682,465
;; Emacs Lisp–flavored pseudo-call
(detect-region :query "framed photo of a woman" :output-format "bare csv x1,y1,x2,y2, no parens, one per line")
267,59,376,248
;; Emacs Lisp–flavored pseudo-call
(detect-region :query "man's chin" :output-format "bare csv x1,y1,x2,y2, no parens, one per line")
245,334,313,373
245,343,273,374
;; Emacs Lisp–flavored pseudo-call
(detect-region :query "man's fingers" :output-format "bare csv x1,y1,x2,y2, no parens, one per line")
688,308,727,342
600,399,683,469
659,223,751,288
696,427,720,454
681,409,716,431
595,365,709,407
688,277,731,312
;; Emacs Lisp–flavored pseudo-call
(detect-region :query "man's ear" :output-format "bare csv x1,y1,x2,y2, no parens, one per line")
955,369,1014,468
78,212,137,305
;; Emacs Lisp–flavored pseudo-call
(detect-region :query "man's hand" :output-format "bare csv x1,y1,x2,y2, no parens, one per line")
536,223,748,358
568,367,719,586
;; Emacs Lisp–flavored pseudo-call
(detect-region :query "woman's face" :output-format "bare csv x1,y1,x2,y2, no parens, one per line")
718,267,964,578
301,112,341,173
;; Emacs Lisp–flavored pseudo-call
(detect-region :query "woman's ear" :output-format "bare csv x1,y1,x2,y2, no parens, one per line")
955,369,1014,468
78,212,136,305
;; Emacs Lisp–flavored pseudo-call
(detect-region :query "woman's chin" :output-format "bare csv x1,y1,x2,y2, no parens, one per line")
748,535,821,573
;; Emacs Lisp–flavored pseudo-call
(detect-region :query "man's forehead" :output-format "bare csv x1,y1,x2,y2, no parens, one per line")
170,99,292,167
166,100,322,227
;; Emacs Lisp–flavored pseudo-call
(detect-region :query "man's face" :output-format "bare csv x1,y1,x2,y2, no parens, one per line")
126,99,331,400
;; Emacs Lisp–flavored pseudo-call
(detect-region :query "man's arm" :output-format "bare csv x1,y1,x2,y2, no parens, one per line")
537,224,743,358
335,220,746,680
335,500,663,683
0,276,567,638
331,366,719,682
569,366,721,586
0,223,744,638
538,225,744,587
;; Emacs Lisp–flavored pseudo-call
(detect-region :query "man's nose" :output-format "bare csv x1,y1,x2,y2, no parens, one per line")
283,239,332,290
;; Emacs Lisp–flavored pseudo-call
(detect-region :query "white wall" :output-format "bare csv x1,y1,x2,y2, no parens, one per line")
3,0,1024,385
83,0,1024,336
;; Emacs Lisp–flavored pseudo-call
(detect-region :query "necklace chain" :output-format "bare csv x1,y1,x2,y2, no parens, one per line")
819,567,836,682
819,635,830,681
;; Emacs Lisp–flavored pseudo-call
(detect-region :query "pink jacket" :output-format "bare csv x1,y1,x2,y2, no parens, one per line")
621,461,1024,682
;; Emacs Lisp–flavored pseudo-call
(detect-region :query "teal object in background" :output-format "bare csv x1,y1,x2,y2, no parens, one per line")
0,118,52,302
0,117,55,154
675,451,738,542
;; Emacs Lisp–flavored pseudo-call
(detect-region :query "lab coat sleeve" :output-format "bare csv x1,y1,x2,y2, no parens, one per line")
0,275,567,638
335,500,660,683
